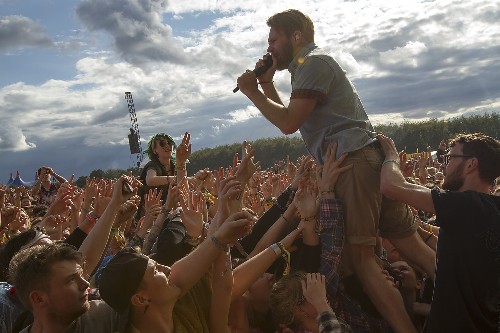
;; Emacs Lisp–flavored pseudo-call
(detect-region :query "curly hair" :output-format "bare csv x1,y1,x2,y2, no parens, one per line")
145,133,176,162
449,133,500,183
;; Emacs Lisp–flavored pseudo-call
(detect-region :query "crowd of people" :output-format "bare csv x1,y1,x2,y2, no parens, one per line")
1,8,499,333
1,130,499,333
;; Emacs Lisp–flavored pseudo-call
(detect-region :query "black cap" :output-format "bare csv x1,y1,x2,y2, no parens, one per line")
99,248,149,313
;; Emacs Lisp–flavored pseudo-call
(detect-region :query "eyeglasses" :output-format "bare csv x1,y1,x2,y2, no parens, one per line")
444,153,474,165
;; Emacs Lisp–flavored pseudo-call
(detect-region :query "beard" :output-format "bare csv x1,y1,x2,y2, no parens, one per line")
275,39,295,70
442,162,465,191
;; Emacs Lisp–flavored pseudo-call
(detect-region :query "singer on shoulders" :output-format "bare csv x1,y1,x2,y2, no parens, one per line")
237,9,436,333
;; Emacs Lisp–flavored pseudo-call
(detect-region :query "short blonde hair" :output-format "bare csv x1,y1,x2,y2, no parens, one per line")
269,271,306,327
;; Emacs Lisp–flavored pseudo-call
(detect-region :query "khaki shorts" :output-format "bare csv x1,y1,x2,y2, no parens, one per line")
334,141,417,246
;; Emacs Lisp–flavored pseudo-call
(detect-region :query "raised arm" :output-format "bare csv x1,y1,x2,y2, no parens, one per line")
169,210,255,298
236,58,317,134
175,132,191,194
79,176,137,279
231,227,302,300
377,134,435,214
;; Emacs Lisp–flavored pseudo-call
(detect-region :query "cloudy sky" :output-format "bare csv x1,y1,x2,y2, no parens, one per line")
1,0,499,183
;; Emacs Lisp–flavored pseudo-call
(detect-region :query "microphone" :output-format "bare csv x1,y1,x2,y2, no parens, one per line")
233,54,273,93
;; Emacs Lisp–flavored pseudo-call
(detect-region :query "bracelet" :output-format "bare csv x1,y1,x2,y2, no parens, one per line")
184,234,201,247
320,190,335,196
258,80,274,84
86,212,98,225
88,210,100,219
211,235,229,252
277,242,291,276
302,215,317,222
160,206,170,215
176,164,187,171
270,243,282,257
382,159,400,167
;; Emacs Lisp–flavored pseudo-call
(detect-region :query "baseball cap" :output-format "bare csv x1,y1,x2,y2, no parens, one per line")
99,248,149,313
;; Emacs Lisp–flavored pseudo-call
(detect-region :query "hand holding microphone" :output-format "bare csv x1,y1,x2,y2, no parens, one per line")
233,54,273,93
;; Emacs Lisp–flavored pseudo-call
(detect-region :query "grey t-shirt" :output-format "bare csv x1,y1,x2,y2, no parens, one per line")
289,43,375,164
19,300,120,333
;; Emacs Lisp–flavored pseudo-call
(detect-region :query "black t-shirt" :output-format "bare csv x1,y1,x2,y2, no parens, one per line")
427,189,500,333
137,160,172,216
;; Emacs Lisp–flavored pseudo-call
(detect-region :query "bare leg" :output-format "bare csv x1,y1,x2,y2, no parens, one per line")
345,244,418,333
390,231,436,280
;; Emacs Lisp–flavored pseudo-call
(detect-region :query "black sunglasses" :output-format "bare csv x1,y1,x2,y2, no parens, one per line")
158,140,171,148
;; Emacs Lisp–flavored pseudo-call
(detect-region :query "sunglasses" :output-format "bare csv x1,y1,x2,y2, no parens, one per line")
158,140,172,148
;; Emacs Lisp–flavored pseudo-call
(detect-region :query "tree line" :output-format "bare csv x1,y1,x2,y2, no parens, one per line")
74,112,499,187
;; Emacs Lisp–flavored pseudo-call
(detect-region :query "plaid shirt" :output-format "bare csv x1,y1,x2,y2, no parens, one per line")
319,199,390,333
317,311,346,333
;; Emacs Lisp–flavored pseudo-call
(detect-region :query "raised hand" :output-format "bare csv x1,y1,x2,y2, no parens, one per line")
176,132,192,164
179,191,205,238
290,155,314,190
1,206,19,228
39,214,66,240
144,188,162,214
83,177,99,210
376,134,400,161
235,141,258,183
94,179,113,217
318,143,353,194
214,210,256,246
293,178,318,221
163,183,180,212
301,273,331,313
45,183,73,216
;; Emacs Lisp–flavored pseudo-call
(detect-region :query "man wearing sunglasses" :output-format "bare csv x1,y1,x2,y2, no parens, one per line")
377,132,500,333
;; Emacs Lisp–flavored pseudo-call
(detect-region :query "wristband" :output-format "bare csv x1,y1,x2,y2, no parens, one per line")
86,212,97,225
211,235,229,252
270,243,282,257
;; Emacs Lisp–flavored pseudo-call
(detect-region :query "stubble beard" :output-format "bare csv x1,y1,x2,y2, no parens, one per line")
442,162,465,191
275,39,295,70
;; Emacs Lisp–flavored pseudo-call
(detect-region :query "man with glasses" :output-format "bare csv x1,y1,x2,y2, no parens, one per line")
377,132,500,333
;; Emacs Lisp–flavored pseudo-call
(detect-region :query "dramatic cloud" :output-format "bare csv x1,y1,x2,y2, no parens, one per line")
0,15,53,52
0,0,499,181
76,0,186,67
0,124,36,152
